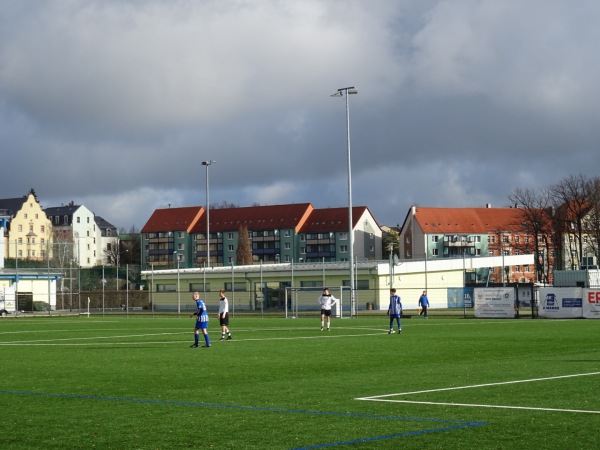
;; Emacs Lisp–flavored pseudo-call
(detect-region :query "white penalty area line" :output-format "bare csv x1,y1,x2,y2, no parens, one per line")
357,372,600,415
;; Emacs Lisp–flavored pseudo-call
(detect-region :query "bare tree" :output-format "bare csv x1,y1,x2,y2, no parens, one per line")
508,187,554,284
550,174,591,269
104,237,119,265
583,176,600,265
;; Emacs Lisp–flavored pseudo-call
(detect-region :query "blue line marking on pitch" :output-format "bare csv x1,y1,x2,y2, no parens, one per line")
0,389,486,448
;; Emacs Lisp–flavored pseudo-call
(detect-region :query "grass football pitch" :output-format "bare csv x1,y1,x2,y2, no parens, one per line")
0,314,598,449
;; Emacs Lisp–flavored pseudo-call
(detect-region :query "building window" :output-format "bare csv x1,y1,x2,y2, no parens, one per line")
24,213,28,219
156,284,176,292
77,217,80,223
224,282,247,291
284,230,291,237
515,236,520,244
285,242,291,250
18,224,22,232
340,245,348,253
228,232,234,240
228,245,234,251
340,232,348,240
190,283,209,292
41,225,45,233
432,248,438,256
432,236,438,242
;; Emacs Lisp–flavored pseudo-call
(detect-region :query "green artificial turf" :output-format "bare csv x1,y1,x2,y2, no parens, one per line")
0,315,598,449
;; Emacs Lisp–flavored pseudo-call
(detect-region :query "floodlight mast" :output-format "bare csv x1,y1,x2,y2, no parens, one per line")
202,160,216,268
331,86,358,316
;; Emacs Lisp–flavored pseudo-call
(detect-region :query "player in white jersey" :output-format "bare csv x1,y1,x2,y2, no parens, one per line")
318,288,338,331
218,289,232,341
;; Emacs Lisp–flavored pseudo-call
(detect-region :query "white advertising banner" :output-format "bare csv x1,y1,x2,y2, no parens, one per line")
474,288,515,318
538,288,582,318
583,290,600,319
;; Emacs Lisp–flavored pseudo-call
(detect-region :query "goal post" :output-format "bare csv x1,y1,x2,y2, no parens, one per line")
284,286,352,318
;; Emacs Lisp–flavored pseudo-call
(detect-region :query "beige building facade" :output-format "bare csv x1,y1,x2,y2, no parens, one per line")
3,191,53,261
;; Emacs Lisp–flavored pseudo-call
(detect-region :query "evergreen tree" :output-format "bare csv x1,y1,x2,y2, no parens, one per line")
236,224,253,265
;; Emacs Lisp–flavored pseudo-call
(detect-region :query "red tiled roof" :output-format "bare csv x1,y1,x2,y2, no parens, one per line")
189,203,314,233
140,206,203,233
415,207,525,234
299,206,369,233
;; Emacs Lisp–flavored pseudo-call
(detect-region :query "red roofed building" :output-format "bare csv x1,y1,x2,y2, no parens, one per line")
141,203,381,269
400,205,554,284
141,206,204,268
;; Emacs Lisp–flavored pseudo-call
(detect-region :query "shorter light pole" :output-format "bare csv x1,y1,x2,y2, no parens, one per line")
175,251,181,316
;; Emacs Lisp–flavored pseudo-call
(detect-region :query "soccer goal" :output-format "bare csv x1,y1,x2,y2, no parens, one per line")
283,286,352,318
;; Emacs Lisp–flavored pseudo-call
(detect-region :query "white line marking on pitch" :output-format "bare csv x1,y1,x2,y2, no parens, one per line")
0,331,388,346
356,372,600,415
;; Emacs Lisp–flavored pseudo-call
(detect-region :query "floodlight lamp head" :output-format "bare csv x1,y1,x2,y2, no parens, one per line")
348,88,358,95
330,91,343,97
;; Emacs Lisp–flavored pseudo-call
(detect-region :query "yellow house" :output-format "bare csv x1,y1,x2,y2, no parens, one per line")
2,189,53,261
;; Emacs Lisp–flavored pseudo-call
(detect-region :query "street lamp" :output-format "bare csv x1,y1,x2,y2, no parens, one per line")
331,86,357,316
202,160,216,268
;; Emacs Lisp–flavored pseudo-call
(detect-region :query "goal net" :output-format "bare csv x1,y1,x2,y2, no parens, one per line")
283,286,352,318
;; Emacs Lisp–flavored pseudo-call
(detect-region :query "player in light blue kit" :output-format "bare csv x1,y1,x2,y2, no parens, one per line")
189,292,211,348
387,288,403,334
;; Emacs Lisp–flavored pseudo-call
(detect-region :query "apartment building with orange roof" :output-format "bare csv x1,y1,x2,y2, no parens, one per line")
141,206,204,268
400,205,553,284
140,203,381,269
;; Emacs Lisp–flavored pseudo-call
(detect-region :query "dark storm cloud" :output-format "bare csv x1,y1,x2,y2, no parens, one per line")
1,0,600,229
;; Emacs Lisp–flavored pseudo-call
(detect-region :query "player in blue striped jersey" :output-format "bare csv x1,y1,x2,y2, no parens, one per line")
189,292,211,348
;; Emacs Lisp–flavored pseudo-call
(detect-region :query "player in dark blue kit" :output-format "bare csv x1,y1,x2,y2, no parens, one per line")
387,288,403,334
189,292,211,348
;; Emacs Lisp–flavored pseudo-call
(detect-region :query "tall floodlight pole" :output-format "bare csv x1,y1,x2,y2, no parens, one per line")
175,251,181,316
202,160,216,268
331,86,358,316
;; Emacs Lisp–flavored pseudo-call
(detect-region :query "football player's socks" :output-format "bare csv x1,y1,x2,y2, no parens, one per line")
195,335,199,345
204,335,211,346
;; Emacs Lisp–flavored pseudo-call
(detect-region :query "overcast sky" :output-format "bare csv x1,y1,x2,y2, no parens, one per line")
2,0,600,230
